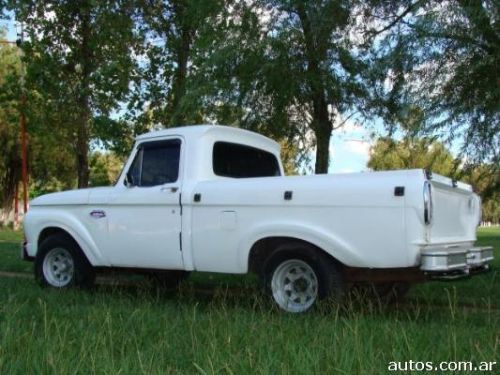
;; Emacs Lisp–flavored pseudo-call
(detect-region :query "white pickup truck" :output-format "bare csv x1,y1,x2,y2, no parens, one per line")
23,125,493,312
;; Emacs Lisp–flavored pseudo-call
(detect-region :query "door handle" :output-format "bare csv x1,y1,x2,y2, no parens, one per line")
160,186,179,193
90,210,106,219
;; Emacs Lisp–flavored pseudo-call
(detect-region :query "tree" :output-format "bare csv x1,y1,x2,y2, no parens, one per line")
460,164,500,224
131,0,229,128
8,0,140,187
368,137,455,176
0,28,76,222
89,151,124,186
368,105,455,174
280,0,363,173
132,1,306,172
366,0,499,165
0,32,21,223
203,0,369,174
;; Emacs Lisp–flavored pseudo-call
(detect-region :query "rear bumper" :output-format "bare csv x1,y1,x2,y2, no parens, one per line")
420,245,493,278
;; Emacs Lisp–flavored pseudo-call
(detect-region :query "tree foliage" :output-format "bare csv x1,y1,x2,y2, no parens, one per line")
7,0,140,187
368,137,455,175
366,0,499,164
460,164,499,224
198,0,370,173
89,151,124,186
0,29,76,219
130,0,229,128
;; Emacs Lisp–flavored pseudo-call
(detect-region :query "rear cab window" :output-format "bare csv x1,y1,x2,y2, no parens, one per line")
213,141,281,178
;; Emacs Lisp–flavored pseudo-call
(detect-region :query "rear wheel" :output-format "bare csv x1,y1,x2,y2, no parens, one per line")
35,233,95,289
262,244,344,313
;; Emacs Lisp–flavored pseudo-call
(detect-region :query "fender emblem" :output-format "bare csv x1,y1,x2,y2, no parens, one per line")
90,210,106,219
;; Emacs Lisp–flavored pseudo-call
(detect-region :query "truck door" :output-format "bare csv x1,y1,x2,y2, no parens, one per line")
104,137,184,269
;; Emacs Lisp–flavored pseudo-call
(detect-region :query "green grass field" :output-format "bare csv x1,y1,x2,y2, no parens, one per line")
0,228,498,374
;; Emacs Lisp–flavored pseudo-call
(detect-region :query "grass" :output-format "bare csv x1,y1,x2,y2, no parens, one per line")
0,228,23,243
0,238,32,274
0,228,498,374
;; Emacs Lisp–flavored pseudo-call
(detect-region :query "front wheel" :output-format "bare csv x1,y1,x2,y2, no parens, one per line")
262,244,345,313
35,234,95,289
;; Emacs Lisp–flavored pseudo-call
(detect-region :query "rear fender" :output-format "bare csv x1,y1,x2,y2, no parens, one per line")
238,222,367,272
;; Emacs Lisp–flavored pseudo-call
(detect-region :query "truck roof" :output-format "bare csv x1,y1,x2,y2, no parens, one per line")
136,124,280,152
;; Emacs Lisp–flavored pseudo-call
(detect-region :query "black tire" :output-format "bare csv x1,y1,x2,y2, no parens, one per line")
262,243,344,313
35,233,95,289
148,270,190,289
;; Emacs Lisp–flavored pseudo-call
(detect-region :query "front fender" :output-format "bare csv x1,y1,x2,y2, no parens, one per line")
24,208,110,266
237,221,368,272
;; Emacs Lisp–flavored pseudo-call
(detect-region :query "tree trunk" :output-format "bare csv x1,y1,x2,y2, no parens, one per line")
295,1,333,174
311,94,333,174
76,3,92,188
14,183,19,230
314,120,332,174
76,110,90,188
170,0,192,126
170,31,190,125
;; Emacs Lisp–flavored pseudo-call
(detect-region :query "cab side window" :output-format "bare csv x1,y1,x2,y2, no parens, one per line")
127,139,181,187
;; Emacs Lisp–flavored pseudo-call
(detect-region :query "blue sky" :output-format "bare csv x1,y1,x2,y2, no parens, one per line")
0,18,17,41
328,121,373,173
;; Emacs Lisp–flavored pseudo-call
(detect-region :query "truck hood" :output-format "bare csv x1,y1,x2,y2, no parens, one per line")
30,187,113,206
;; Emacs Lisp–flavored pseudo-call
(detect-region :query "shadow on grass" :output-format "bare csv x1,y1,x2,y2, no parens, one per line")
82,274,498,325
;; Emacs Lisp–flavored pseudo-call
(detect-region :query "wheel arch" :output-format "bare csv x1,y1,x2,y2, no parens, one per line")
35,226,97,289
38,227,72,247
243,225,366,274
247,237,337,274
36,225,99,266
26,210,109,266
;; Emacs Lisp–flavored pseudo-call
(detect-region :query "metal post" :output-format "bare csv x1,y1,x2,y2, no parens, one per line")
20,94,28,213
14,183,19,229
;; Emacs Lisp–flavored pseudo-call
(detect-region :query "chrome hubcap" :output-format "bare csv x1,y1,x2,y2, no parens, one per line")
271,259,318,313
42,247,74,287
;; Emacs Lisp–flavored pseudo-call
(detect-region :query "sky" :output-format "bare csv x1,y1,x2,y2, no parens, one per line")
328,120,373,174
0,18,17,42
